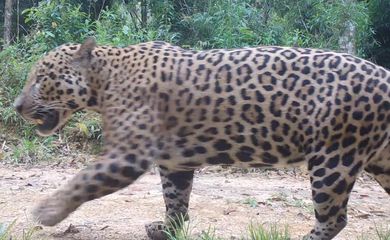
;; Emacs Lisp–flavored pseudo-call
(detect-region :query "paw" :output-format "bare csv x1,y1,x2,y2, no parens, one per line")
145,221,168,240
32,195,72,226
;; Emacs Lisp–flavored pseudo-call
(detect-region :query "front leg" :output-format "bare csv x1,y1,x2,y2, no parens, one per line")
33,105,157,226
33,151,151,226
305,152,362,240
146,168,194,240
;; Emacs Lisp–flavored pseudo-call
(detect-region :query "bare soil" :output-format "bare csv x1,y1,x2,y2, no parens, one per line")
0,164,389,240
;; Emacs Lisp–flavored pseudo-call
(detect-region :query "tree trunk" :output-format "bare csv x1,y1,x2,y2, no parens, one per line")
3,0,14,48
339,21,356,54
339,0,356,54
141,0,147,29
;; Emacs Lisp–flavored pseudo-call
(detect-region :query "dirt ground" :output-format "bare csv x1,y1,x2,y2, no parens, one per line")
0,163,389,240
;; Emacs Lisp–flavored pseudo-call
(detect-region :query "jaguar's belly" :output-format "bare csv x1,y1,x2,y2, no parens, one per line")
155,131,307,170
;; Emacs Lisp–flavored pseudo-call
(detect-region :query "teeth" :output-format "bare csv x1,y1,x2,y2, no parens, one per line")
36,119,44,125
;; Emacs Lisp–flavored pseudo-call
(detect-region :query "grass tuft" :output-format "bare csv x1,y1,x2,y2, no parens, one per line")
357,224,390,240
247,223,290,240
374,225,390,240
0,220,16,240
164,215,193,240
164,216,290,240
0,220,41,240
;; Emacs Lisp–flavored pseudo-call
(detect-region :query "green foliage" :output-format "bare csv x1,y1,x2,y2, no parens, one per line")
178,0,262,49
95,2,178,46
94,3,140,46
163,0,372,51
61,112,103,154
9,136,56,163
0,45,35,127
243,197,259,208
23,0,92,52
366,0,390,68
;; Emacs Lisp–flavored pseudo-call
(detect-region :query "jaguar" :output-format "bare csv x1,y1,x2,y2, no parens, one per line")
14,37,390,240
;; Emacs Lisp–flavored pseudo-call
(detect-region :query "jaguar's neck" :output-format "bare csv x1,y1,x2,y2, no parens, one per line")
84,45,138,113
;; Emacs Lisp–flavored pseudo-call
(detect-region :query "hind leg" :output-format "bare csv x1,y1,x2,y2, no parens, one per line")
145,167,194,240
365,150,390,195
305,153,363,240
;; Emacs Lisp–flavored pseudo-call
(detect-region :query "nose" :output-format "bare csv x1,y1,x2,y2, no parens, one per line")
13,96,24,113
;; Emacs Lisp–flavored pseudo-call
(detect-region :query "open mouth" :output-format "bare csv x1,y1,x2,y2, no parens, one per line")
33,110,60,135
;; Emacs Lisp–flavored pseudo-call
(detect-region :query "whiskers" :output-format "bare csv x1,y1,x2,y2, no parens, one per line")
35,99,70,111
36,100,66,109
23,100,68,119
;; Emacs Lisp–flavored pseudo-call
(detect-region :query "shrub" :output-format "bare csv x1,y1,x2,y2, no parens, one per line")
23,0,92,51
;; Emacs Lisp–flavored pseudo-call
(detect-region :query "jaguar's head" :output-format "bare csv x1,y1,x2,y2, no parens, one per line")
14,38,97,136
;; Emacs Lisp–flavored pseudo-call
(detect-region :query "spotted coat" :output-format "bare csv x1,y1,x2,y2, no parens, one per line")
14,38,390,240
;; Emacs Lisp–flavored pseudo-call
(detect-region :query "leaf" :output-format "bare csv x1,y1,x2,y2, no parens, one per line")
77,123,89,136
44,31,55,38
122,25,130,35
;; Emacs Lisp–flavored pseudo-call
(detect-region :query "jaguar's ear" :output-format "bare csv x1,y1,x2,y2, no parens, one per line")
72,37,96,68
